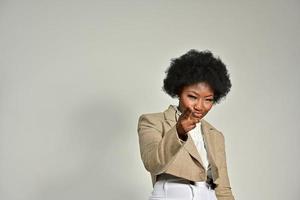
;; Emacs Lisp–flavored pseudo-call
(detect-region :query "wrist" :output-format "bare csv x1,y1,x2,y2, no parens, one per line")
178,133,188,141
176,124,188,141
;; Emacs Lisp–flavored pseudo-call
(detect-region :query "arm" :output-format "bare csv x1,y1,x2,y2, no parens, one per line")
215,133,235,200
137,114,184,175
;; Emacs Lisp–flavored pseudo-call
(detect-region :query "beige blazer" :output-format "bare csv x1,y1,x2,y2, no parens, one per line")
137,105,234,200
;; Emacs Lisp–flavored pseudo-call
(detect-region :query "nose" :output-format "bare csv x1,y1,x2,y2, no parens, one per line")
194,99,203,111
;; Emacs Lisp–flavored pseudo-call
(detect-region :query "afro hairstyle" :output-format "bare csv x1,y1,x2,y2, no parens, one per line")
163,49,231,103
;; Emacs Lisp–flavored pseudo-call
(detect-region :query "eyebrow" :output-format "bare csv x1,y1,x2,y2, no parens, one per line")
187,90,214,97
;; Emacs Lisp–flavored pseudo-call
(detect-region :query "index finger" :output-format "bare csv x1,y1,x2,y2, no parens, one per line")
182,107,193,119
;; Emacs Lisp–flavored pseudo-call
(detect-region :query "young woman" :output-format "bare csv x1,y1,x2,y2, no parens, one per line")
137,50,235,200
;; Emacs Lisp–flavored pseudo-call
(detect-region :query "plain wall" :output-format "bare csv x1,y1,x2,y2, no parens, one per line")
1,0,300,199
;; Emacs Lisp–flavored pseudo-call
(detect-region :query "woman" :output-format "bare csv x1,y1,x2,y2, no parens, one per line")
137,50,235,200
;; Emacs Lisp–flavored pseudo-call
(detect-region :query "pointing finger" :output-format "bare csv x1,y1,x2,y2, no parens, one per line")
182,107,192,119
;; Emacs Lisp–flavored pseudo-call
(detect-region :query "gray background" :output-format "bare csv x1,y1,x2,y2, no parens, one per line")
1,0,300,200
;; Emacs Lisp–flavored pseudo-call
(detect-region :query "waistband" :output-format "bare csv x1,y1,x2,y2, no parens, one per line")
157,174,216,189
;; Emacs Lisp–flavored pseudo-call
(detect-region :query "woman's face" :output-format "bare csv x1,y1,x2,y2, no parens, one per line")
178,82,214,119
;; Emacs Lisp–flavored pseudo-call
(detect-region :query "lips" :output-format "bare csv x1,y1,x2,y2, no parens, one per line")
193,112,203,118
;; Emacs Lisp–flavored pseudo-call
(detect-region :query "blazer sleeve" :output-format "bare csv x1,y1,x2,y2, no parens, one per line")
137,114,184,175
215,133,235,200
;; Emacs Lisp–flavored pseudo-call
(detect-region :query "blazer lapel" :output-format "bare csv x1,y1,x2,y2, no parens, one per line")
201,119,220,179
201,120,217,166
183,136,205,167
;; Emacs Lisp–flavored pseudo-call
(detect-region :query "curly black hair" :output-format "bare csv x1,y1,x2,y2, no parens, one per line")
163,49,231,103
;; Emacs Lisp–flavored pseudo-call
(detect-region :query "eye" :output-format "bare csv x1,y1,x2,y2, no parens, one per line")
188,95,197,99
205,98,214,102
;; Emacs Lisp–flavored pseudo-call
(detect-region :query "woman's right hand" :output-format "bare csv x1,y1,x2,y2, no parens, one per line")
176,108,201,141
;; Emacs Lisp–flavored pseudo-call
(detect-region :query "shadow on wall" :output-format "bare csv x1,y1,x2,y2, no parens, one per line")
35,97,141,200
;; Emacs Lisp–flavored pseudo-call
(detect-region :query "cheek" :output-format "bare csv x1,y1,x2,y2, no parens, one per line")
181,97,194,108
204,104,213,112
187,98,196,106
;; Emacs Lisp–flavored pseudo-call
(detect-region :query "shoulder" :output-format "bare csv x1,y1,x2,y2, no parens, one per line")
137,111,165,132
201,119,220,132
139,112,164,122
137,105,176,132
138,105,175,124
202,119,225,139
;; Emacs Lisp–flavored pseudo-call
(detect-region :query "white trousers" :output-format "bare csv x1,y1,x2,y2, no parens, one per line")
149,180,217,200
